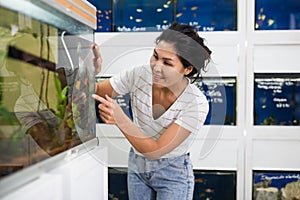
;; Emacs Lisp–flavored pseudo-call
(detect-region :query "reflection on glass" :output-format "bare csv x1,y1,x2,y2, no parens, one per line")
0,6,96,178
254,73,300,125
175,0,237,31
193,77,237,125
113,0,173,32
253,170,300,199
255,0,300,30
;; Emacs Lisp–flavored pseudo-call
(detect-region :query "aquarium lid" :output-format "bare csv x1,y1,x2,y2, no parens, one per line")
0,0,97,32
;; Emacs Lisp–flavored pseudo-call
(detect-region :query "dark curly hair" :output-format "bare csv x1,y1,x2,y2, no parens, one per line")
155,22,212,82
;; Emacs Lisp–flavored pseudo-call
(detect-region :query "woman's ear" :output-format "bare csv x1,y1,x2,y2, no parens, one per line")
184,66,194,76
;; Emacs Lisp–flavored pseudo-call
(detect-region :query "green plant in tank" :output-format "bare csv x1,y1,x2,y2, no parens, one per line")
0,105,16,125
53,73,75,136
54,73,69,120
0,74,17,125
262,115,278,125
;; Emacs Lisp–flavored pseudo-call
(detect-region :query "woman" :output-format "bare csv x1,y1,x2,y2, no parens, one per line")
93,22,212,200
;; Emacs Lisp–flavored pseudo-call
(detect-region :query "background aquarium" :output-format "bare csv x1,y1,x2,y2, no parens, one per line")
255,0,300,30
0,3,96,179
112,0,173,32
91,0,237,32
254,73,300,125
175,0,237,31
108,167,128,200
95,76,132,123
193,170,236,200
108,168,237,200
95,76,236,125
193,77,237,125
253,170,300,200
88,0,112,32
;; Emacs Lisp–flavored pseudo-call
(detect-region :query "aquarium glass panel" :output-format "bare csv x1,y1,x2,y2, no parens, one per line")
92,0,237,32
193,77,237,125
108,167,128,200
89,0,237,32
255,0,300,30
0,4,96,179
253,170,300,199
88,0,112,32
112,0,173,32
175,0,237,31
108,168,237,200
254,73,300,125
193,170,236,200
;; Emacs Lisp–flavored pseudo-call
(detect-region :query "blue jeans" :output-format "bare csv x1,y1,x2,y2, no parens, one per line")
127,148,194,200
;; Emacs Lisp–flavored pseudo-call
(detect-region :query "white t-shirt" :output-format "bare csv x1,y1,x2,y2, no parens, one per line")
110,65,209,158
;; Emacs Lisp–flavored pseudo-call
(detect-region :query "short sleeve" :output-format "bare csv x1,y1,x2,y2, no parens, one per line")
109,66,145,95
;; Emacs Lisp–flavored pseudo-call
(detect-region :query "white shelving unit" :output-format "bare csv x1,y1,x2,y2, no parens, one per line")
244,0,300,199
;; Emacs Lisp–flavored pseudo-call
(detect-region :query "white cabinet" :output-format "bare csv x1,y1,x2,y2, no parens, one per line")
1,147,108,200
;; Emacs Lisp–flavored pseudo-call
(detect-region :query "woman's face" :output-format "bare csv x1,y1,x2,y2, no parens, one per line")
150,41,190,89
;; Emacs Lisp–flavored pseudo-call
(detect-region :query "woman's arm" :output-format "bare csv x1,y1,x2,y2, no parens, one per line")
93,94,191,160
95,80,119,98
92,44,119,98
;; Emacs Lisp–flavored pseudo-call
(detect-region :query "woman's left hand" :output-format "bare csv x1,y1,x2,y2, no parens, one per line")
93,94,124,125
91,43,102,75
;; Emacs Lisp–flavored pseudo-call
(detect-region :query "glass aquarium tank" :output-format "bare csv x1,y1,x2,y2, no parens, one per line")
88,0,112,32
107,168,237,200
253,170,300,199
255,0,300,30
193,170,236,200
175,0,238,31
112,0,173,32
0,0,97,182
193,77,237,125
254,73,300,125
108,167,129,200
92,0,237,32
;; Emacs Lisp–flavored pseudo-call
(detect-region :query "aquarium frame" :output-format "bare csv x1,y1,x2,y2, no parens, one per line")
0,0,99,196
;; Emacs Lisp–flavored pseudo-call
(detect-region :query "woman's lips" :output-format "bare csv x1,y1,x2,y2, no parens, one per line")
153,74,164,81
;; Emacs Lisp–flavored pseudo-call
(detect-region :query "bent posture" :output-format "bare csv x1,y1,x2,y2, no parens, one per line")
93,22,212,200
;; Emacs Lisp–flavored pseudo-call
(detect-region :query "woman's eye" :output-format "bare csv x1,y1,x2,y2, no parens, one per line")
164,62,172,66
153,54,158,59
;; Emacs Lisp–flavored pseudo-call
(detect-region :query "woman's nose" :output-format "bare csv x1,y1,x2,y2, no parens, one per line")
154,65,162,72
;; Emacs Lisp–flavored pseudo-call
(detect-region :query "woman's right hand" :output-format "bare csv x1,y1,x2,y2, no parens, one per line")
93,94,127,125
92,43,102,75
